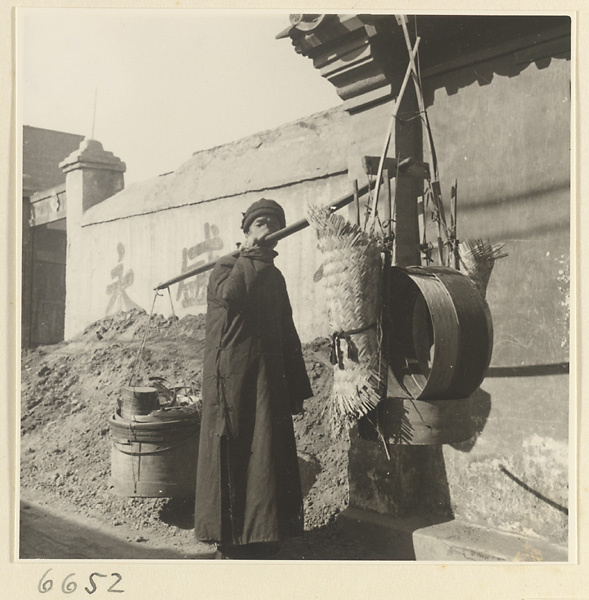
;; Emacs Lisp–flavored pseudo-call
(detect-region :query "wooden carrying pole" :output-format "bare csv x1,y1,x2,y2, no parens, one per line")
397,16,448,266
366,36,421,233
154,179,386,291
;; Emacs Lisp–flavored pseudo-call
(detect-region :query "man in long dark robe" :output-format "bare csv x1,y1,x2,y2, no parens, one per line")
194,198,313,559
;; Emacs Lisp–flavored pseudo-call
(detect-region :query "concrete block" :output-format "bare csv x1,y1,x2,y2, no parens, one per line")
337,507,568,562
412,519,568,562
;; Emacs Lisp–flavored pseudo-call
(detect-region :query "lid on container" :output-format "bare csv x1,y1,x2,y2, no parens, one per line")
131,406,200,423
121,386,158,399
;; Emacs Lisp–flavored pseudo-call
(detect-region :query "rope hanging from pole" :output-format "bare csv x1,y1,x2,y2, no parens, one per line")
129,290,161,387
166,287,197,402
126,287,199,410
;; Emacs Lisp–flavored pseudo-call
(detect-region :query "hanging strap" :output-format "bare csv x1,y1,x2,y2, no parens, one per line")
330,322,376,369
128,290,162,387
127,285,198,404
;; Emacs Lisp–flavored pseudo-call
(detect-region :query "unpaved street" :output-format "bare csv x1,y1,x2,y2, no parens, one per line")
19,501,214,560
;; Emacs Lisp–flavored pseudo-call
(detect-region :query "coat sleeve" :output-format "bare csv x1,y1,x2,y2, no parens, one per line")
281,286,314,414
209,256,249,311
209,250,273,311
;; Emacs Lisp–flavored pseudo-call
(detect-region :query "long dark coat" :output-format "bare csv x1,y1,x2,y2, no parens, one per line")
194,246,313,546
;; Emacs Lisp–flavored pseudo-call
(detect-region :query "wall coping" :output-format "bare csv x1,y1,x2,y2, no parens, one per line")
60,138,126,174
80,106,349,227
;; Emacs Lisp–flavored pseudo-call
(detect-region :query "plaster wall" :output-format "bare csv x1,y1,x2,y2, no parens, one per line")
65,175,350,343
428,56,570,545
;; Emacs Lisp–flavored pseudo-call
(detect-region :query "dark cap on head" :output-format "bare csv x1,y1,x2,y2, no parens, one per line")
241,198,286,233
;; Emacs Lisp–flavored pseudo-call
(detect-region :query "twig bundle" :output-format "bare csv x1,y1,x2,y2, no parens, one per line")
306,204,386,432
459,238,508,299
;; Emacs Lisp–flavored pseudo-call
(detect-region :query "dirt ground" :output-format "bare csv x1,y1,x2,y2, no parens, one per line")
20,309,355,559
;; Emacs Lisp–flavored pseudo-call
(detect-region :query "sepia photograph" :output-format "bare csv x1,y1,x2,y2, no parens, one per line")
10,4,578,590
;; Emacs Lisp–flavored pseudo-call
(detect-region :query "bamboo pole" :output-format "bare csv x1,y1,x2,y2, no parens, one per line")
398,16,448,266
366,37,421,233
154,179,382,290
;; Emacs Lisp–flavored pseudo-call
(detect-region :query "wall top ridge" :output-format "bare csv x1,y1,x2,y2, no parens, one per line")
79,106,350,226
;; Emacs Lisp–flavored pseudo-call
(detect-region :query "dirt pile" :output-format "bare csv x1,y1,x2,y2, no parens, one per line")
20,309,349,555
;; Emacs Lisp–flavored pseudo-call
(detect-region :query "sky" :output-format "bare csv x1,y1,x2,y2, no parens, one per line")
18,9,342,184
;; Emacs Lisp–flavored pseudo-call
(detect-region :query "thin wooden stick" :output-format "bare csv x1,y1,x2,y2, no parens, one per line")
451,179,459,269
398,17,450,266
366,37,421,233
353,179,360,226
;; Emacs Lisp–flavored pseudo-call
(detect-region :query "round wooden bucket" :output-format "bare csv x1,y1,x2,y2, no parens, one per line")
109,408,200,498
117,386,159,420
386,266,493,400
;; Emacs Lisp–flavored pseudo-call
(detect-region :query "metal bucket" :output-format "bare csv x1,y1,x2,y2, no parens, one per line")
109,408,200,498
385,266,493,400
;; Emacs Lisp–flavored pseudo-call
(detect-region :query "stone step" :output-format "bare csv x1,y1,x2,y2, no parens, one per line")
413,519,568,562
337,507,568,562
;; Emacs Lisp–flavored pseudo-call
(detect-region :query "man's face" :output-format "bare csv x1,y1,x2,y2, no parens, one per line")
246,214,282,248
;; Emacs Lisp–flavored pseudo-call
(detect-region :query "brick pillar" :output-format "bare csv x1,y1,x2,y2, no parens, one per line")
60,138,126,222
60,139,126,338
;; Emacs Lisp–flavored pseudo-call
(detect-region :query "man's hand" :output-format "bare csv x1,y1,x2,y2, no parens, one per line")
243,215,280,250
291,399,305,416
241,232,270,249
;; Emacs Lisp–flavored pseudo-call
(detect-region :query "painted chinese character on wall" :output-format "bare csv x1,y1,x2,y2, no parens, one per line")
105,242,142,314
177,223,224,308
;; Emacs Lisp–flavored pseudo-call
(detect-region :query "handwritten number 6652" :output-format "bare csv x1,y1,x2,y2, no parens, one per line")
37,570,124,594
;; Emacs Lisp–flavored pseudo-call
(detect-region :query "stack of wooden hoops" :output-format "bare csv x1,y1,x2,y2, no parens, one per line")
382,265,493,445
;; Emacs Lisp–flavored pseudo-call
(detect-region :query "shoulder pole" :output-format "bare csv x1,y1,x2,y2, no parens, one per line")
154,179,380,291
